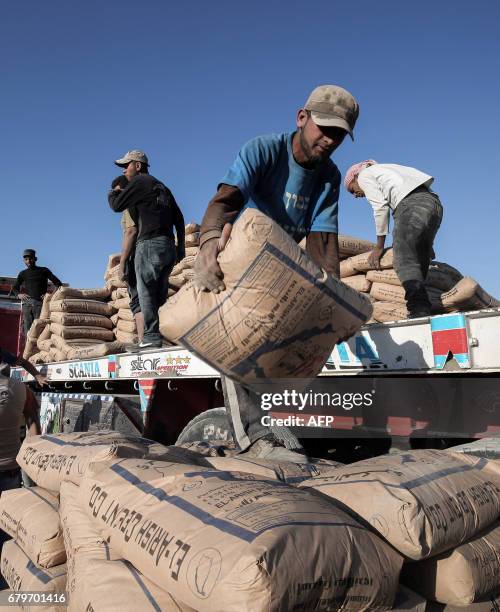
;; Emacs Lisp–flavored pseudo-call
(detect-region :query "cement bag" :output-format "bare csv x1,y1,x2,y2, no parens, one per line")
185,245,199,257
49,311,113,330
48,346,66,362
168,273,186,289
116,318,136,333
50,323,114,341
206,456,343,484
0,486,65,568
105,264,120,280
184,231,200,246
38,323,52,341
448,437,500,461
183,268,195,281
181,255,197,271
367,269,402,286
54,286,111,301
111,296,130,310
110,312,119,325
40,292,53,319
27,318,51,340
160,209,372,383
117,307,134,322
171,261,184,276
106,277,128,290
66,341,125,361
37,337,52,352
371,282,407,304
22,337,37,359
111,287,129,300
391,585,427,611
80,458,402,611
51,334,105,353
299,449,500,560
342,274,372,293
38,350,50,363
114,329,138,344
340,257,358,278
441,277,500,312
168,287,177,297
338,234,377,257
350,248,394,273
16,430,191,492
1,541,66,609
28,352,45,364
372,301,408,322
50,298,114,317
426,267,458,292
106,253,121,270
431,261,463,284
401,521,500,606
185,222,200,235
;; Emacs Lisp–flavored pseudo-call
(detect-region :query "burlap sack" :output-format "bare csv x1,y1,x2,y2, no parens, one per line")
114,329,138,344
401,521,500,606
185,222,200,235
116,318,136,333
185,246,199,257
80,458,402,611
54,287,111,301
50,323,114,341
441,277,500,312
27,318,51,340
0,486,65,568
16,430,190,492
49,311,113,330
160,209,372,384
50,298,114,317
117,307,134,322
59,482,193,612
37,337,53,352
40,292,53,319
349,249,394,273
340,257,358,278
111,287,129,300
372,301,408,322
206,456,343,484
184,232,200,246
342,274,372,293
168,273,186,289
111,296,130,310
1,541,66,606
66,341,125,361
22,338,37,359
338,235,377,257
299,450,500,560
391,585,427,611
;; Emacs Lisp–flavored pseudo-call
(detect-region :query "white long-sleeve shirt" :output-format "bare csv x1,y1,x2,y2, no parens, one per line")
357,164,434,236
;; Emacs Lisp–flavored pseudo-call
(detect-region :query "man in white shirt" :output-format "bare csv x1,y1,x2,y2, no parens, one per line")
344,161,443,317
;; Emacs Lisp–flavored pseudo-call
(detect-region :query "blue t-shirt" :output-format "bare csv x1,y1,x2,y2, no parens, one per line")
220,132,340,242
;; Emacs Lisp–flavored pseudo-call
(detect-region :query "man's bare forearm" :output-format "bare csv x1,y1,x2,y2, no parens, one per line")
199,184,244,248
306,232,340,277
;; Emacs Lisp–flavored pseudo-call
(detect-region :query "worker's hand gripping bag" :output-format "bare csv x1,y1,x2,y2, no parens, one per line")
159,209,373,384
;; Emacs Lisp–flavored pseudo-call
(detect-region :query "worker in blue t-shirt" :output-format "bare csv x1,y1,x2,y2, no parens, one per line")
194,85,359,462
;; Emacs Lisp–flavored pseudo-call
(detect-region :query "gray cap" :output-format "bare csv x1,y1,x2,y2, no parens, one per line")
304,85,359,140
23,249,36,258
114,150,149,167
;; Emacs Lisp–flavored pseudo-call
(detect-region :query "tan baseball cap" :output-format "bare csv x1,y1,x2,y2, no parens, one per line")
304,85,359,140
114,150,150,167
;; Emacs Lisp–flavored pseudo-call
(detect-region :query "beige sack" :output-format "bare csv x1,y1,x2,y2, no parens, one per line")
28,351,45,364
40,292,53,319
367,269,402,286
50,323,114,341
185,222,200,235
401,521,500,606
111,287,129,300
16,431,195,492
342,274,372,293
22,338,37,360
184,232,200,246
51,334,105,353
107,253,121,270
367,267,456,293
1,540,66,605
338,235,377,257
0,486,65,568
372,301,408,322
182,268,195,281
299,449,500,560
117,307,134,322
38,323,52,342
116,318,136,333
185,245,199,257
106,277,128,290
347,248,394,273
168,287,177,297
340,257,358,278
48,346,66,362
54,286,111,301
180,255,197,271
168,273,186,289
80,458,402,611
66,341,125,361
110,312,119,325
441,277,500,312
114,329,138,344
50,298,114,317
371,282,408,304
27,318,51,340
111,296,130,310
49,311,113,330
104,264,120,281
171,261,184,276
429,592,500,611
37,337,53,352
160,209,372,383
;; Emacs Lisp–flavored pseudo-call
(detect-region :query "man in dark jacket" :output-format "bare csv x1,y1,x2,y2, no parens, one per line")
11,250,63,337
108,150,185,348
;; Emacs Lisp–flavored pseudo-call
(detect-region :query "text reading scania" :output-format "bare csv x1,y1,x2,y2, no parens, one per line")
68,362,101,378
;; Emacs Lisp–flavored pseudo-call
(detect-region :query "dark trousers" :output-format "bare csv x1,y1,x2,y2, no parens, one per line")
0,468,21,589
134,236,176,343
221,376,303,451
124,253,141,315
393,189,443,314
22,299,42,337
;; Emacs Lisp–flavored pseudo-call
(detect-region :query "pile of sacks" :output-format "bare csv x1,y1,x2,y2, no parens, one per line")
167,222,201,295
104,252,139,345
336,235,500,323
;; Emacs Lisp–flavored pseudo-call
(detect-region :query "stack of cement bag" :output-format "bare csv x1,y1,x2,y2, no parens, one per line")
336,234,500,323
108,286,138,345
168,222,200,295
298,448,500,609
11,430,407,611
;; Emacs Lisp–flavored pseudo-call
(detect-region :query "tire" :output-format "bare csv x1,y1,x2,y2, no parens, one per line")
175,407,234,445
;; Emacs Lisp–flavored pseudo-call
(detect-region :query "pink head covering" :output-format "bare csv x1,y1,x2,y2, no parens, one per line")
344,159,378,190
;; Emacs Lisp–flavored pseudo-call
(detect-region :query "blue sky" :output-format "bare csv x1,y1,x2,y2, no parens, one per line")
2,0,499,297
